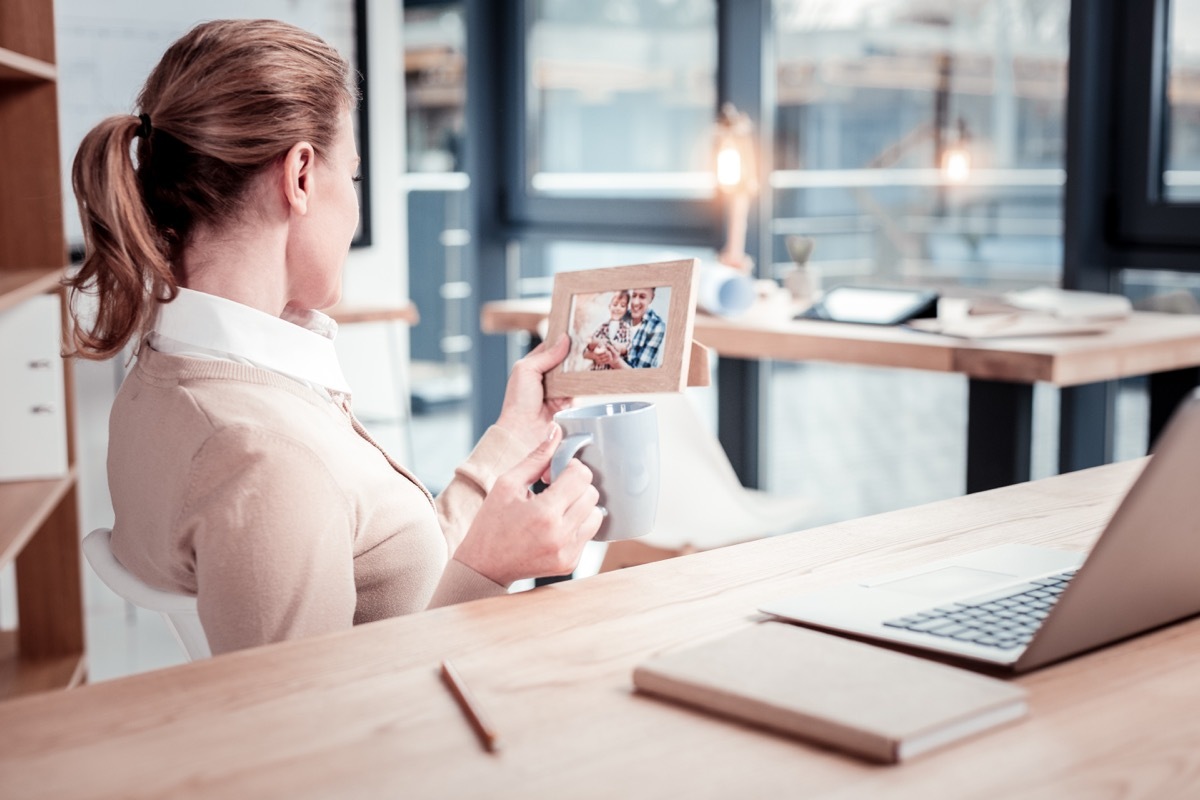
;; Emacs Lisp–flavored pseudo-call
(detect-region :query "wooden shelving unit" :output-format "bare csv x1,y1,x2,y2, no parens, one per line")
0,0,87,700
0,267,67,313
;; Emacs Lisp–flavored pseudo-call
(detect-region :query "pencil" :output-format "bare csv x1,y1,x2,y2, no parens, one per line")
440,659,501,753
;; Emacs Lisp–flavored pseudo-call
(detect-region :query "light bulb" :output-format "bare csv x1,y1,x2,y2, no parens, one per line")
942,147,970,183
716,145,742,189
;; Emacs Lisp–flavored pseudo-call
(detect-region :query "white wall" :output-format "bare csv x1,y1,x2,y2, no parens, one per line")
343,0,405,307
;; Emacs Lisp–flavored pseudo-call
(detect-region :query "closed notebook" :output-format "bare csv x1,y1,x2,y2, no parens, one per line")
632,622,1027,764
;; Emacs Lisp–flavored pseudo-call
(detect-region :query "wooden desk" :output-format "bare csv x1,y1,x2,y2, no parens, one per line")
482,296,1200,492
4,460,1199,798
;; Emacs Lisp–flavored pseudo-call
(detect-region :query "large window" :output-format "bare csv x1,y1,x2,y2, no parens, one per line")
1110,0,1200,249
465,1,1139,519
508,0,720,231
524,0,717,199
771,1,1069,291
762,0,1072,515
1165,0,1200,201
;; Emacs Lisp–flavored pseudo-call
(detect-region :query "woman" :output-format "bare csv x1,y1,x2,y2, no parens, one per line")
68,19,601,655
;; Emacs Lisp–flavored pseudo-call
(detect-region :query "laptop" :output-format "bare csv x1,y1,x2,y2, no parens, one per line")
760,390,1200,673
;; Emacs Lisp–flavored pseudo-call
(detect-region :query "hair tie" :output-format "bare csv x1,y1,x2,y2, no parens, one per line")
135,113,152,139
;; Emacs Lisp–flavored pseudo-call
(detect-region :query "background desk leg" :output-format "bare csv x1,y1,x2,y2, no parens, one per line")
717,356,763,489
1059,382,1114,475
966,378,1033,493
1149,367,1200,448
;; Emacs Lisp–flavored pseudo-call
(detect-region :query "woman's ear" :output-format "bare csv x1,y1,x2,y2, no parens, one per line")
281,141,317,215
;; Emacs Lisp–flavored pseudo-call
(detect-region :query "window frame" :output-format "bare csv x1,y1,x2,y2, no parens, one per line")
1113,0,1200,249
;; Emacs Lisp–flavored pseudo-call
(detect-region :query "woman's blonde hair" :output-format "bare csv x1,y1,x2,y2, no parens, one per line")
67,19,356,359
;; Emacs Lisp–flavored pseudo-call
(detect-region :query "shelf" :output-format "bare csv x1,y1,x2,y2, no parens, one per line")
0,47,55,83
0,470,75,570
0,267,66,314
0,0,84,706
0,631,85,700
328,301,421,326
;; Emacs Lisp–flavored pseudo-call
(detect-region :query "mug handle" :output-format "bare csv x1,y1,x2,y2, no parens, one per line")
550,433,609,519
550,433,593,482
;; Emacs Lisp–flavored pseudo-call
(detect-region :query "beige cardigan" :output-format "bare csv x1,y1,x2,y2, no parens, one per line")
108,345,526,654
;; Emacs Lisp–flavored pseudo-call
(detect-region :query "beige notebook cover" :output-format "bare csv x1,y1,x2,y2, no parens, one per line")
632,622,1028,763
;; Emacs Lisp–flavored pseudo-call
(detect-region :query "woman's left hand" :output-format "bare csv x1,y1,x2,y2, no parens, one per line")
495,333,573,451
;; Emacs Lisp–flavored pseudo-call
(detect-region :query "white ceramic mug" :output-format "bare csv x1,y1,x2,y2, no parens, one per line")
550,401,659,541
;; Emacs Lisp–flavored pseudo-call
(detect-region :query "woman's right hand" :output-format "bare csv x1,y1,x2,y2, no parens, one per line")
453,426,603,585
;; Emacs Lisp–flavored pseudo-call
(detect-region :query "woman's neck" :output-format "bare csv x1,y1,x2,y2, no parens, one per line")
179,222,289,316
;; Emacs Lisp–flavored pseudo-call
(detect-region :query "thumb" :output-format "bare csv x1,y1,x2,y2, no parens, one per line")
509,423,562,486
518,333,570,376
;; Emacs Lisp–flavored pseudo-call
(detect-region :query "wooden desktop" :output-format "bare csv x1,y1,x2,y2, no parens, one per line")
3,458,1198,797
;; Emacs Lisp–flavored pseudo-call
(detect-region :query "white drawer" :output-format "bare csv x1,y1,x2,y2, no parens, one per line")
0,294,68,481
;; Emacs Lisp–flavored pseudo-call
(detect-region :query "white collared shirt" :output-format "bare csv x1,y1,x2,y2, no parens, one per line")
149,287,352,402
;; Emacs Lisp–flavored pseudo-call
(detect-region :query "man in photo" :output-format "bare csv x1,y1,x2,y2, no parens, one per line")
592,286,665,369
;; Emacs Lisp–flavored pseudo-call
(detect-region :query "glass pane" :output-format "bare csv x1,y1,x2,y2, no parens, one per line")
403,4,473,489
525,0,718,198
1166,0,1200,201
404,4,467,173
772,0,1069,292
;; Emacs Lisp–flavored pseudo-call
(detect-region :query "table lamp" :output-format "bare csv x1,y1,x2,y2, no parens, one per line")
714,102,758,273
940,117,971,184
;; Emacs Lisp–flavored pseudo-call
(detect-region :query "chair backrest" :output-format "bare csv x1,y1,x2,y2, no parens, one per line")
82,528,211,661
592,392,813,551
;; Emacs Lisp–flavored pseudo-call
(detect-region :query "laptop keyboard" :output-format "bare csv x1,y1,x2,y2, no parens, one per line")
882,569,1078,650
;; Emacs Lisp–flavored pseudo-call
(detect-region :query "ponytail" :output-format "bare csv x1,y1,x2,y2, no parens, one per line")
67,114,175,360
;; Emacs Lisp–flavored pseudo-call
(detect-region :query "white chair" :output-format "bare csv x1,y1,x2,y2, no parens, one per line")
592,392,815,572
82,528,211,661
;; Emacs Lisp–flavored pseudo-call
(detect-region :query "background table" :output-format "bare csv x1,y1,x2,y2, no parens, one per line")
482,295,1200,492
5,459,1198,798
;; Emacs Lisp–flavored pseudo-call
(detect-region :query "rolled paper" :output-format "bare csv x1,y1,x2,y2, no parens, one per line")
697,262,756,318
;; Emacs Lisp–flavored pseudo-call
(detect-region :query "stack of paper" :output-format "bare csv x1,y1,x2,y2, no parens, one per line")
905,288,1132,339
1002,288,1132,321
906,313,1115,339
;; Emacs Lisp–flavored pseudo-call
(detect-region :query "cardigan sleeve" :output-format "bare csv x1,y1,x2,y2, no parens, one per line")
181,425,358,655
427,558,509,608
432,424,529,553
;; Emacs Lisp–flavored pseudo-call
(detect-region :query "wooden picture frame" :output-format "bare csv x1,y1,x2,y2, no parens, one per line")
544,258,700,398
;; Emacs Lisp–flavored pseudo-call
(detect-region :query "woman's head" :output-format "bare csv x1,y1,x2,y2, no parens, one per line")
69,19,357,359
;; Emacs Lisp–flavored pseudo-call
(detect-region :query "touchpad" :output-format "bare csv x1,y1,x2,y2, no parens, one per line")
869,566,1020,598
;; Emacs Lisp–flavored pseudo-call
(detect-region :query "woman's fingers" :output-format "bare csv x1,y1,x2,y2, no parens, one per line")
561,482,603,542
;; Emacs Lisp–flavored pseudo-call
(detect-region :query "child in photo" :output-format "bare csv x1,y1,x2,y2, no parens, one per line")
584,290,631,370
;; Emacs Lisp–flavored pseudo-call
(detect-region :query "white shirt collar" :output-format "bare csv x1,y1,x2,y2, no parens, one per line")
149,287,352,396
